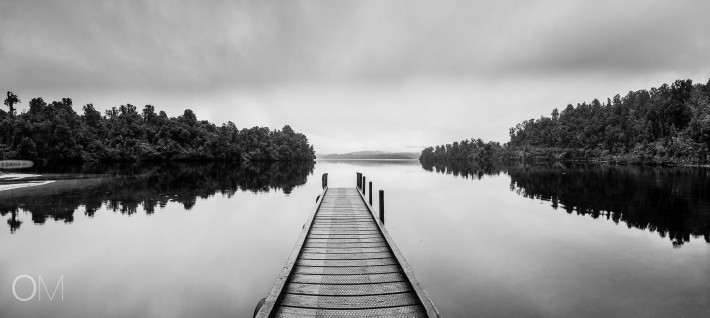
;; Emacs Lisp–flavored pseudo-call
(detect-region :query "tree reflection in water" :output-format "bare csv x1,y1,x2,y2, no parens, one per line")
420,159,506,180
420,159,710,247
0,161,314,233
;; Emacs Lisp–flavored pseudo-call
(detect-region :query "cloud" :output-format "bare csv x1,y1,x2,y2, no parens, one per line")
2,0,709,91
497,1,710,77
1,0,709,153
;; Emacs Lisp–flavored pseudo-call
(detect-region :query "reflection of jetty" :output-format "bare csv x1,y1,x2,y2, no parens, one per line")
256,173,439,317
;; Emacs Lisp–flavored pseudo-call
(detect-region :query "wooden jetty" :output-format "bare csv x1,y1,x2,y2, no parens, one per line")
255,173,439,317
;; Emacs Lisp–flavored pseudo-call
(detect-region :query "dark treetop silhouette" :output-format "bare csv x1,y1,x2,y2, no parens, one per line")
0,93,315,162
421,78,710,165
0,161,314,233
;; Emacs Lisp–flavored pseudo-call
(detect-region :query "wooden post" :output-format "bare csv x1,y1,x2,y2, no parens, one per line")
379,190,385,224
368,182,372,205
362,176,366,195
321,173,328,189
356,172,360,189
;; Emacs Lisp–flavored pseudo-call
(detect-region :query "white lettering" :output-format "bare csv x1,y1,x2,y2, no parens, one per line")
38,275,64,301
12,275,37,302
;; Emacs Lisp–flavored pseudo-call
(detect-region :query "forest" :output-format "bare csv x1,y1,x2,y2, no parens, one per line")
0,92,315,162
421,78,710,165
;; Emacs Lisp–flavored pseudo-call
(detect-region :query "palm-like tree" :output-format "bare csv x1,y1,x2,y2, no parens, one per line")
4,91,20,116
2,91,20,150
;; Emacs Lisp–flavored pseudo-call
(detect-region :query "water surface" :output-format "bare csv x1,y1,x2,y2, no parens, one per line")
1,160,709,317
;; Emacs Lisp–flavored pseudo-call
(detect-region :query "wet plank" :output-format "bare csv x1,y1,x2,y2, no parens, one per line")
279,292,420,309
296,258,399,267
305,237,386,243
293,264,401,275
272,305,427,318
301,246,391,253
285,281,412,296
299,252,393,260
304,242,389,248
290,272,406,284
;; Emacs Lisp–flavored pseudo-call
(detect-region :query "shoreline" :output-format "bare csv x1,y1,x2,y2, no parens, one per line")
420,158,710,168
571,159,710,168
0,173,53,192
533,158,710,168
0,180,55,192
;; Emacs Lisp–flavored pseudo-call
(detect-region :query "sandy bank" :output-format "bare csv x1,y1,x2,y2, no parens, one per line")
0,180,55,192
0,173,54,192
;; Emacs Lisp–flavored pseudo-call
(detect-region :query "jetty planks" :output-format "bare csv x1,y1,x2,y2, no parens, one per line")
256,187,439,318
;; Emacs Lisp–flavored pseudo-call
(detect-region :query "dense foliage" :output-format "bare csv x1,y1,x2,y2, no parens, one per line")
420,138,507,162
507,79,710,164
422,78,710,164
0,94,315,162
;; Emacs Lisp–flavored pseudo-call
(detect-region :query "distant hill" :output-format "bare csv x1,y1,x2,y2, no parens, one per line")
317,151,420,160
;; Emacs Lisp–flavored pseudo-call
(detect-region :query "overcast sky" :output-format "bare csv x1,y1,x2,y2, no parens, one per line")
1,0,709,153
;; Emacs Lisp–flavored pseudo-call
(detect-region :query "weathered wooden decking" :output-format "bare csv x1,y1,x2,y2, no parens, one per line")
256,187,439,317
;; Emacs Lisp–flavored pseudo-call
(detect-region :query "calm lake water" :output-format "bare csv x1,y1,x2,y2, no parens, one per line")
1,160,709,317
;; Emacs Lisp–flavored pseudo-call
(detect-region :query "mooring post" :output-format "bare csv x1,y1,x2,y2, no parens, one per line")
356,172,360,189
363,176,366,195
368,182,372,205
379,190,385,224
322,173,328,189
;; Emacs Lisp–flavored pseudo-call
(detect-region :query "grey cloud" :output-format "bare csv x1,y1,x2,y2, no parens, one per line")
2,0,709,153
3,0,708,93
495,1,710,76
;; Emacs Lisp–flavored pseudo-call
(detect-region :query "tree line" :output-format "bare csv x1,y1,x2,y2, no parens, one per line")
421,78,710,165
1,92,315,162
420,138,508,162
